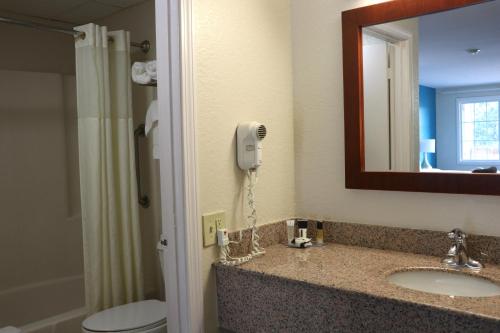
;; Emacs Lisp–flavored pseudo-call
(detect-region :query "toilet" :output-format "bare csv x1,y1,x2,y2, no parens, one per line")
81,299,167,333
0,327,21,333
82,242,167,333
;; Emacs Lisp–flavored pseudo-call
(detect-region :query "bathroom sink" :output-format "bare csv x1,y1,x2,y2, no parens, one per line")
387,270,500,297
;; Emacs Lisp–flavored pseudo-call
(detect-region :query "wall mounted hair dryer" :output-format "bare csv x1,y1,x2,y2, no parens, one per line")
237,121,267,171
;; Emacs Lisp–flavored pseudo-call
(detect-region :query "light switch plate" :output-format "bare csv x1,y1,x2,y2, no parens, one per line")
202,211,225,247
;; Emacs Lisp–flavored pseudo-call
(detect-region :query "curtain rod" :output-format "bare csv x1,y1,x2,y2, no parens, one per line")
0,16,150,53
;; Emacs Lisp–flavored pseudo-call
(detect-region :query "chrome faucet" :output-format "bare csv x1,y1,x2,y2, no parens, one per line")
442,228,483,270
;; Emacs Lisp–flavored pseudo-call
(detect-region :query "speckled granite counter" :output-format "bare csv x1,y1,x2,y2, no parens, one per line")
216,243,500,332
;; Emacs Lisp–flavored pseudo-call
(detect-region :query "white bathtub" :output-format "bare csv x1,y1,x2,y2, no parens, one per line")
21,307,87,333
0,275,85,333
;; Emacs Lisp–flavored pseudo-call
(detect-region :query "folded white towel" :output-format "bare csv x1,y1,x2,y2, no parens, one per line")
132,62,151,84
145,100,160,160
145,60,157,81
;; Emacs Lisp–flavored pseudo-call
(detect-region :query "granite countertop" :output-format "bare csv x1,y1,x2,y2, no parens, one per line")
226,243,500,320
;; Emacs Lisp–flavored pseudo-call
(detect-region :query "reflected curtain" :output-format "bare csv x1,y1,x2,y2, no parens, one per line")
74,23,144,314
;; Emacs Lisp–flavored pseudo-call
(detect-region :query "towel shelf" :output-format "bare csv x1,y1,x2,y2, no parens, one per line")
134,124,150,208
136,80,157,87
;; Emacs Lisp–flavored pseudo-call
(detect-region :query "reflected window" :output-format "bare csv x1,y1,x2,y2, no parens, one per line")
458,96,500,162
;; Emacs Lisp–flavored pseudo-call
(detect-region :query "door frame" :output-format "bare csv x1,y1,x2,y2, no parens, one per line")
364,24,418,172
155,0,204,332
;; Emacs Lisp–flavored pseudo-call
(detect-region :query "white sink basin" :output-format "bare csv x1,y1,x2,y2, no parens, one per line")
387,270,500,297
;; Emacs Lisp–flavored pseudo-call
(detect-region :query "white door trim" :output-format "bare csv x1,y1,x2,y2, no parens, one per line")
155,0,204,332
365,23,419,172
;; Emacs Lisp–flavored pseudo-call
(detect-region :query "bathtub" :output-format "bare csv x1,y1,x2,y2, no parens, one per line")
21,307,87,333
0,275,86,333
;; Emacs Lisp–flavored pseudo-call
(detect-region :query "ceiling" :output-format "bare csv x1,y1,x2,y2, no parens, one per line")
419,0,500,88
0,0,149,24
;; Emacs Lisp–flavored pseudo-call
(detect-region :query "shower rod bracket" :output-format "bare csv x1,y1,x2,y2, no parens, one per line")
133,40,151,54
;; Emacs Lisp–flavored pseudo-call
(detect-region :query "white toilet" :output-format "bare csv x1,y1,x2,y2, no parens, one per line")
81,299,167,333
82,242,167,333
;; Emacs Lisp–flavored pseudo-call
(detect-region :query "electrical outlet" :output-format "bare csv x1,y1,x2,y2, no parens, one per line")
215,213,226,230
202,211,225,247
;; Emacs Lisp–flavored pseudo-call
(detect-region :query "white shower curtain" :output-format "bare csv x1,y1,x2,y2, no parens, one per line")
74,23,144,314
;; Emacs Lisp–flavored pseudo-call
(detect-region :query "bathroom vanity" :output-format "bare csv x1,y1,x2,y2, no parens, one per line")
216,243,499,332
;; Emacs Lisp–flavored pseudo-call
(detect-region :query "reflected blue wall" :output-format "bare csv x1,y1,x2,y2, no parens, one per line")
419,85,437,167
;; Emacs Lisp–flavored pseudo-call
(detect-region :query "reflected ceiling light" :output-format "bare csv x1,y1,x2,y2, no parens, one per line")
466,48,481,55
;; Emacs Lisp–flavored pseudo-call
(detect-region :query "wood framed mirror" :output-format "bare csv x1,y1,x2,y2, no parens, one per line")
342,0,500,195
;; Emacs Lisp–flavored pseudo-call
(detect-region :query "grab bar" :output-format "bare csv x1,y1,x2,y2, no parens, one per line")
134,124,150,208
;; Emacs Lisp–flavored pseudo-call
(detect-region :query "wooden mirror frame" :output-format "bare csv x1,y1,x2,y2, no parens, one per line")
342,0,500,196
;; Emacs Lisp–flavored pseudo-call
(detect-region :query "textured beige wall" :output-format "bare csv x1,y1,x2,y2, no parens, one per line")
291,0,500,237
98,0,164,300
193,0,296,331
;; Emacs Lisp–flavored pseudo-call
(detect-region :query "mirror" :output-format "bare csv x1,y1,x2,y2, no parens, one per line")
362,1,500,174
342,0,500,195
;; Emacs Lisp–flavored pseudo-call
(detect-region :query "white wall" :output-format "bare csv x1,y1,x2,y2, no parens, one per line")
291,0,500,237
436,84,500,171
0,22,75,74
193,0,296,331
